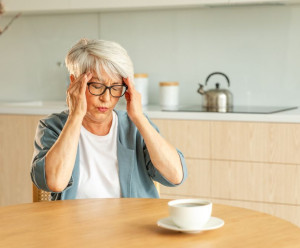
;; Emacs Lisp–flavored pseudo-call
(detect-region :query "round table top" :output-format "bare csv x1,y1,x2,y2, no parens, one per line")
0,198,300,248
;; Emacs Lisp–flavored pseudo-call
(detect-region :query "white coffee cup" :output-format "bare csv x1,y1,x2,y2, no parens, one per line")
168,199,212,229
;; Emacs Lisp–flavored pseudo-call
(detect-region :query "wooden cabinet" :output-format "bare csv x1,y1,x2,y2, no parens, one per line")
153,119,300,227
160,159,211,198
153,119,210,159
211,198,300,229
0,114,44,206
2,114,300,227
211,160,300,204
211,121,300,164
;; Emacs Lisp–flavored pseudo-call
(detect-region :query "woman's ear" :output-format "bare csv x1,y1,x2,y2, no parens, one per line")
70,74,75,84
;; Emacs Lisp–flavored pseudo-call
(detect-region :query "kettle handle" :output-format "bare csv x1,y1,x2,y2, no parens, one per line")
205,72,230,87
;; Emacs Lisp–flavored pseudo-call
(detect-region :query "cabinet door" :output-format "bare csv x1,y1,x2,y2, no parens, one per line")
160,159,210,198
0,115,44,206
212,198,300,228
211,160,300,205
152,119,210,159
211,121,300,164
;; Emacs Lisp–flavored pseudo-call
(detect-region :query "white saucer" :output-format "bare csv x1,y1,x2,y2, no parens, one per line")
157,216,224,234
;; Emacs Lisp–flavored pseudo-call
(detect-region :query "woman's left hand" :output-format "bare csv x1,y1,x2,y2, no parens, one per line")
124,78,183,184
123,77,144,123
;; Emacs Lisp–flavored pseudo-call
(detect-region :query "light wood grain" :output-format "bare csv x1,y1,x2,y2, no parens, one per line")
211,121,300,164
1,198,300,248
153,119,300,228
211,160,300,205
160,158,210,197
152,119,210,159
0,114,44,206
3,115,300,231
211,198,300,228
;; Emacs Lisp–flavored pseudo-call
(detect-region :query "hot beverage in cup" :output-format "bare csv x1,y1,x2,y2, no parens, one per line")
168,199,212,229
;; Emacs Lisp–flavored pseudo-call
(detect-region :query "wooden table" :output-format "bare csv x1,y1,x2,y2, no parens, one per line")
1,198,300,248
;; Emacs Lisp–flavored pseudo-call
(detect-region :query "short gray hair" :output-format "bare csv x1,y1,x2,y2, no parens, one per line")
65,38,134,82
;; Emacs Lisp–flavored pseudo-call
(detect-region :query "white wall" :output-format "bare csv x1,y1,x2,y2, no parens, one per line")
0,5,300,106
0,13,98,101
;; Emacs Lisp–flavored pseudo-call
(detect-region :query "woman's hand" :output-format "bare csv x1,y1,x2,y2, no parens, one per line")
124,77,144,123
46,72,92,192
67,72,93,119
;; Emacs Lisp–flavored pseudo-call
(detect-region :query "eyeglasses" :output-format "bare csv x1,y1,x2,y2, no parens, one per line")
87,82,128,98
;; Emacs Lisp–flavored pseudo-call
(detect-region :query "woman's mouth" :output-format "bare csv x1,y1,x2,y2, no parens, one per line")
97,107,109,112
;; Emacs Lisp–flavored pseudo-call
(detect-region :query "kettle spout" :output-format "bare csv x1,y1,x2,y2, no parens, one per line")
197,84,205,95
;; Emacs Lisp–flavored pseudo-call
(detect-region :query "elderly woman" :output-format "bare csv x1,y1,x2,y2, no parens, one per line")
31,38,187,200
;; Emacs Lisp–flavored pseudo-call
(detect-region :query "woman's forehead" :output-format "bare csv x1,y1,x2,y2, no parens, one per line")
90,75,122,83
91,69,121,82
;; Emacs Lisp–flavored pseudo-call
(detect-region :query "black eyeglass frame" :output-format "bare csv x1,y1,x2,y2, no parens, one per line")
87,82,128,98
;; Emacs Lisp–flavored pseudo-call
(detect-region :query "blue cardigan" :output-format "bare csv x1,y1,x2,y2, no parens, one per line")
31,110,187,200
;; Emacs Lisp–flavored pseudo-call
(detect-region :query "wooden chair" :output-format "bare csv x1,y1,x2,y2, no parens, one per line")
33,182,160,202
153,181,160,195
32,185,51,202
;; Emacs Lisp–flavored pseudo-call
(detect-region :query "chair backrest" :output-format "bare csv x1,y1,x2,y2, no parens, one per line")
33,182,160,202
32,184,51,202
153,181,160,196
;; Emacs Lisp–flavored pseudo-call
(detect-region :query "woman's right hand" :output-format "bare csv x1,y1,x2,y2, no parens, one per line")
67,72,93,119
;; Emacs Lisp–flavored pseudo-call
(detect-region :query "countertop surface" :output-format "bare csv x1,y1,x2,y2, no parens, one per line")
1,101,300,123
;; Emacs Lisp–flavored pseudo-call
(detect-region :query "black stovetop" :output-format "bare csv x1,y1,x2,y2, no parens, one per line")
163,105,298,114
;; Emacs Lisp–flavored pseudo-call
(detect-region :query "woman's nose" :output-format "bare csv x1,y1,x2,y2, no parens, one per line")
100,88,111,101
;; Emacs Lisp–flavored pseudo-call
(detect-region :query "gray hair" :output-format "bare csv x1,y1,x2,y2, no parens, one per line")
65,38,134,82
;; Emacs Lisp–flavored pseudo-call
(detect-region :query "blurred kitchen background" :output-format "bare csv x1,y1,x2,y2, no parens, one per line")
0,1,300,106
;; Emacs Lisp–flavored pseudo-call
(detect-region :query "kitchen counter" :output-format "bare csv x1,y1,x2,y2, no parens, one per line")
1,101,300,123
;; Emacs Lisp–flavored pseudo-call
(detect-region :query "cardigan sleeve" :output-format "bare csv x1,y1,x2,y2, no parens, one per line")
30,113,73,192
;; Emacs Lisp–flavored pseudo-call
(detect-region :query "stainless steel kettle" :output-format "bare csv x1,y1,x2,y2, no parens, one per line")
197,72,233,112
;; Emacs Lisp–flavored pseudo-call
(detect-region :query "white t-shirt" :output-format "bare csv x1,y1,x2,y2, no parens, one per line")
76,111,121,199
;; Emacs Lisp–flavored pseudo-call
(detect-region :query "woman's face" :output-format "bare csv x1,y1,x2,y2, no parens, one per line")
84,70,122,124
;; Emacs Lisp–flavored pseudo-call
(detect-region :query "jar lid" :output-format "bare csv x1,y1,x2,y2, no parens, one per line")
159,82,179,86
134,73,148,78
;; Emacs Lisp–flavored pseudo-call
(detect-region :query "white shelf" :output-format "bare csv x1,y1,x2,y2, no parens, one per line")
229,0,300,4
3,0,300,15
3,0,228,15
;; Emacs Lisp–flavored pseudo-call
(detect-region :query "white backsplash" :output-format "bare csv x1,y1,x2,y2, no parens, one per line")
0,5,300,106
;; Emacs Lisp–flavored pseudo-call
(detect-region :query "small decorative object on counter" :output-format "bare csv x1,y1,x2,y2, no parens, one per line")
134,73,148,106
159,81,179,110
